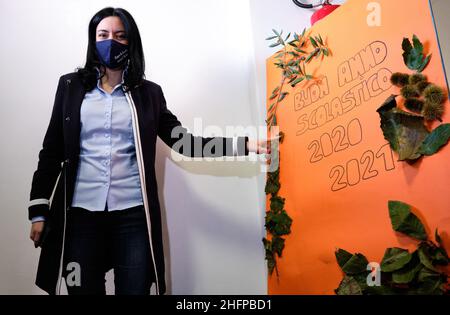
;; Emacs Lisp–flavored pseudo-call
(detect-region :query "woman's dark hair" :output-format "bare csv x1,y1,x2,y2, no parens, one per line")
76,7,145,92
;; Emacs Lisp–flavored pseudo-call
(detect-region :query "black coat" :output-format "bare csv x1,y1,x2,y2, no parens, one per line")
28,72,249,295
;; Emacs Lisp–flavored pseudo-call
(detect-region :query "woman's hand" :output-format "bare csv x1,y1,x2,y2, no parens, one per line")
30,222,45,247
247,134,281,154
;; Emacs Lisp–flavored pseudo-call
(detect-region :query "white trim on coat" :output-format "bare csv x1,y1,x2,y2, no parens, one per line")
29,198,50,207
124,88,160,295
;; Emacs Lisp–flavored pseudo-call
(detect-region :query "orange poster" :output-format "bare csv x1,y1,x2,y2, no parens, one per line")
266,0,450,294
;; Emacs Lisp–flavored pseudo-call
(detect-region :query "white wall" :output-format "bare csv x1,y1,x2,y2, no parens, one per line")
0,0,266,295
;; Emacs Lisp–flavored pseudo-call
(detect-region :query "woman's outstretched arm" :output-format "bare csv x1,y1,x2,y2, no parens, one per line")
156,86,273,157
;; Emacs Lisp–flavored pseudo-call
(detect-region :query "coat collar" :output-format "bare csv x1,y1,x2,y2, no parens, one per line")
94,62,129,90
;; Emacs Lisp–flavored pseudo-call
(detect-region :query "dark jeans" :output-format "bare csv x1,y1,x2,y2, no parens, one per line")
63,204,154,295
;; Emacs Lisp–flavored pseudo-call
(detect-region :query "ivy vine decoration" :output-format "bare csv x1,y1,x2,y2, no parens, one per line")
335,201,449,295
377,34,450,163
263,29,330,277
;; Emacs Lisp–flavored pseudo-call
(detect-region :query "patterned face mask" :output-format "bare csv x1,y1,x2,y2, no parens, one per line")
96,39,129,69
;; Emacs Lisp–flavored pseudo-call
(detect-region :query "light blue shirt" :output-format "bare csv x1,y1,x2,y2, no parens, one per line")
70,68,144,211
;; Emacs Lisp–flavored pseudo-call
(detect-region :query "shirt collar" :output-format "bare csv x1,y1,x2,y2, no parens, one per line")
94,63,129,93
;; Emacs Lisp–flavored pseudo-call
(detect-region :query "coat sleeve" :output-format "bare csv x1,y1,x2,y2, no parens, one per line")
156,86,249,158
28,75,66,220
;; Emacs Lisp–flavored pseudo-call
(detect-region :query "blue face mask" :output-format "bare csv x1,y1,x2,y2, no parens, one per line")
96,39,129,69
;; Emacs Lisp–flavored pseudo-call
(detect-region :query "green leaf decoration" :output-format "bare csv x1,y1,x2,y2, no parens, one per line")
265,169,280,195
266,35,278,41
340,253,369,275
415,273,447,295
402,37,413,64
269,92,279,100
263,238,276,275
269,196,285,212
271,236,286,257
353,273,371,292
388,201,428,240
294,48,307,54
265,181,280,195
305,52,315,63
432,230,449,265
377,104,429,161
335,248,353,270
391,251,421,283
418,124,450,156
265,180,280,195
291,77,305,87
269,42,281,48
335,276,363,295
288,75,298,84
268,103,276,113
285,33,291,41
417,267,441,283
310,36,318,48
317,35,324,46
417,55,432,73
380,248,412,272
266,210,292,236
412,34,424,55
402,35,432,73
432,247,449,266
275,211,292,235
418,242,439,272
278,92,289,102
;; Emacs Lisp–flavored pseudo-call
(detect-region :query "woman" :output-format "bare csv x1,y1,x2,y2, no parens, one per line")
28,7,272,295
